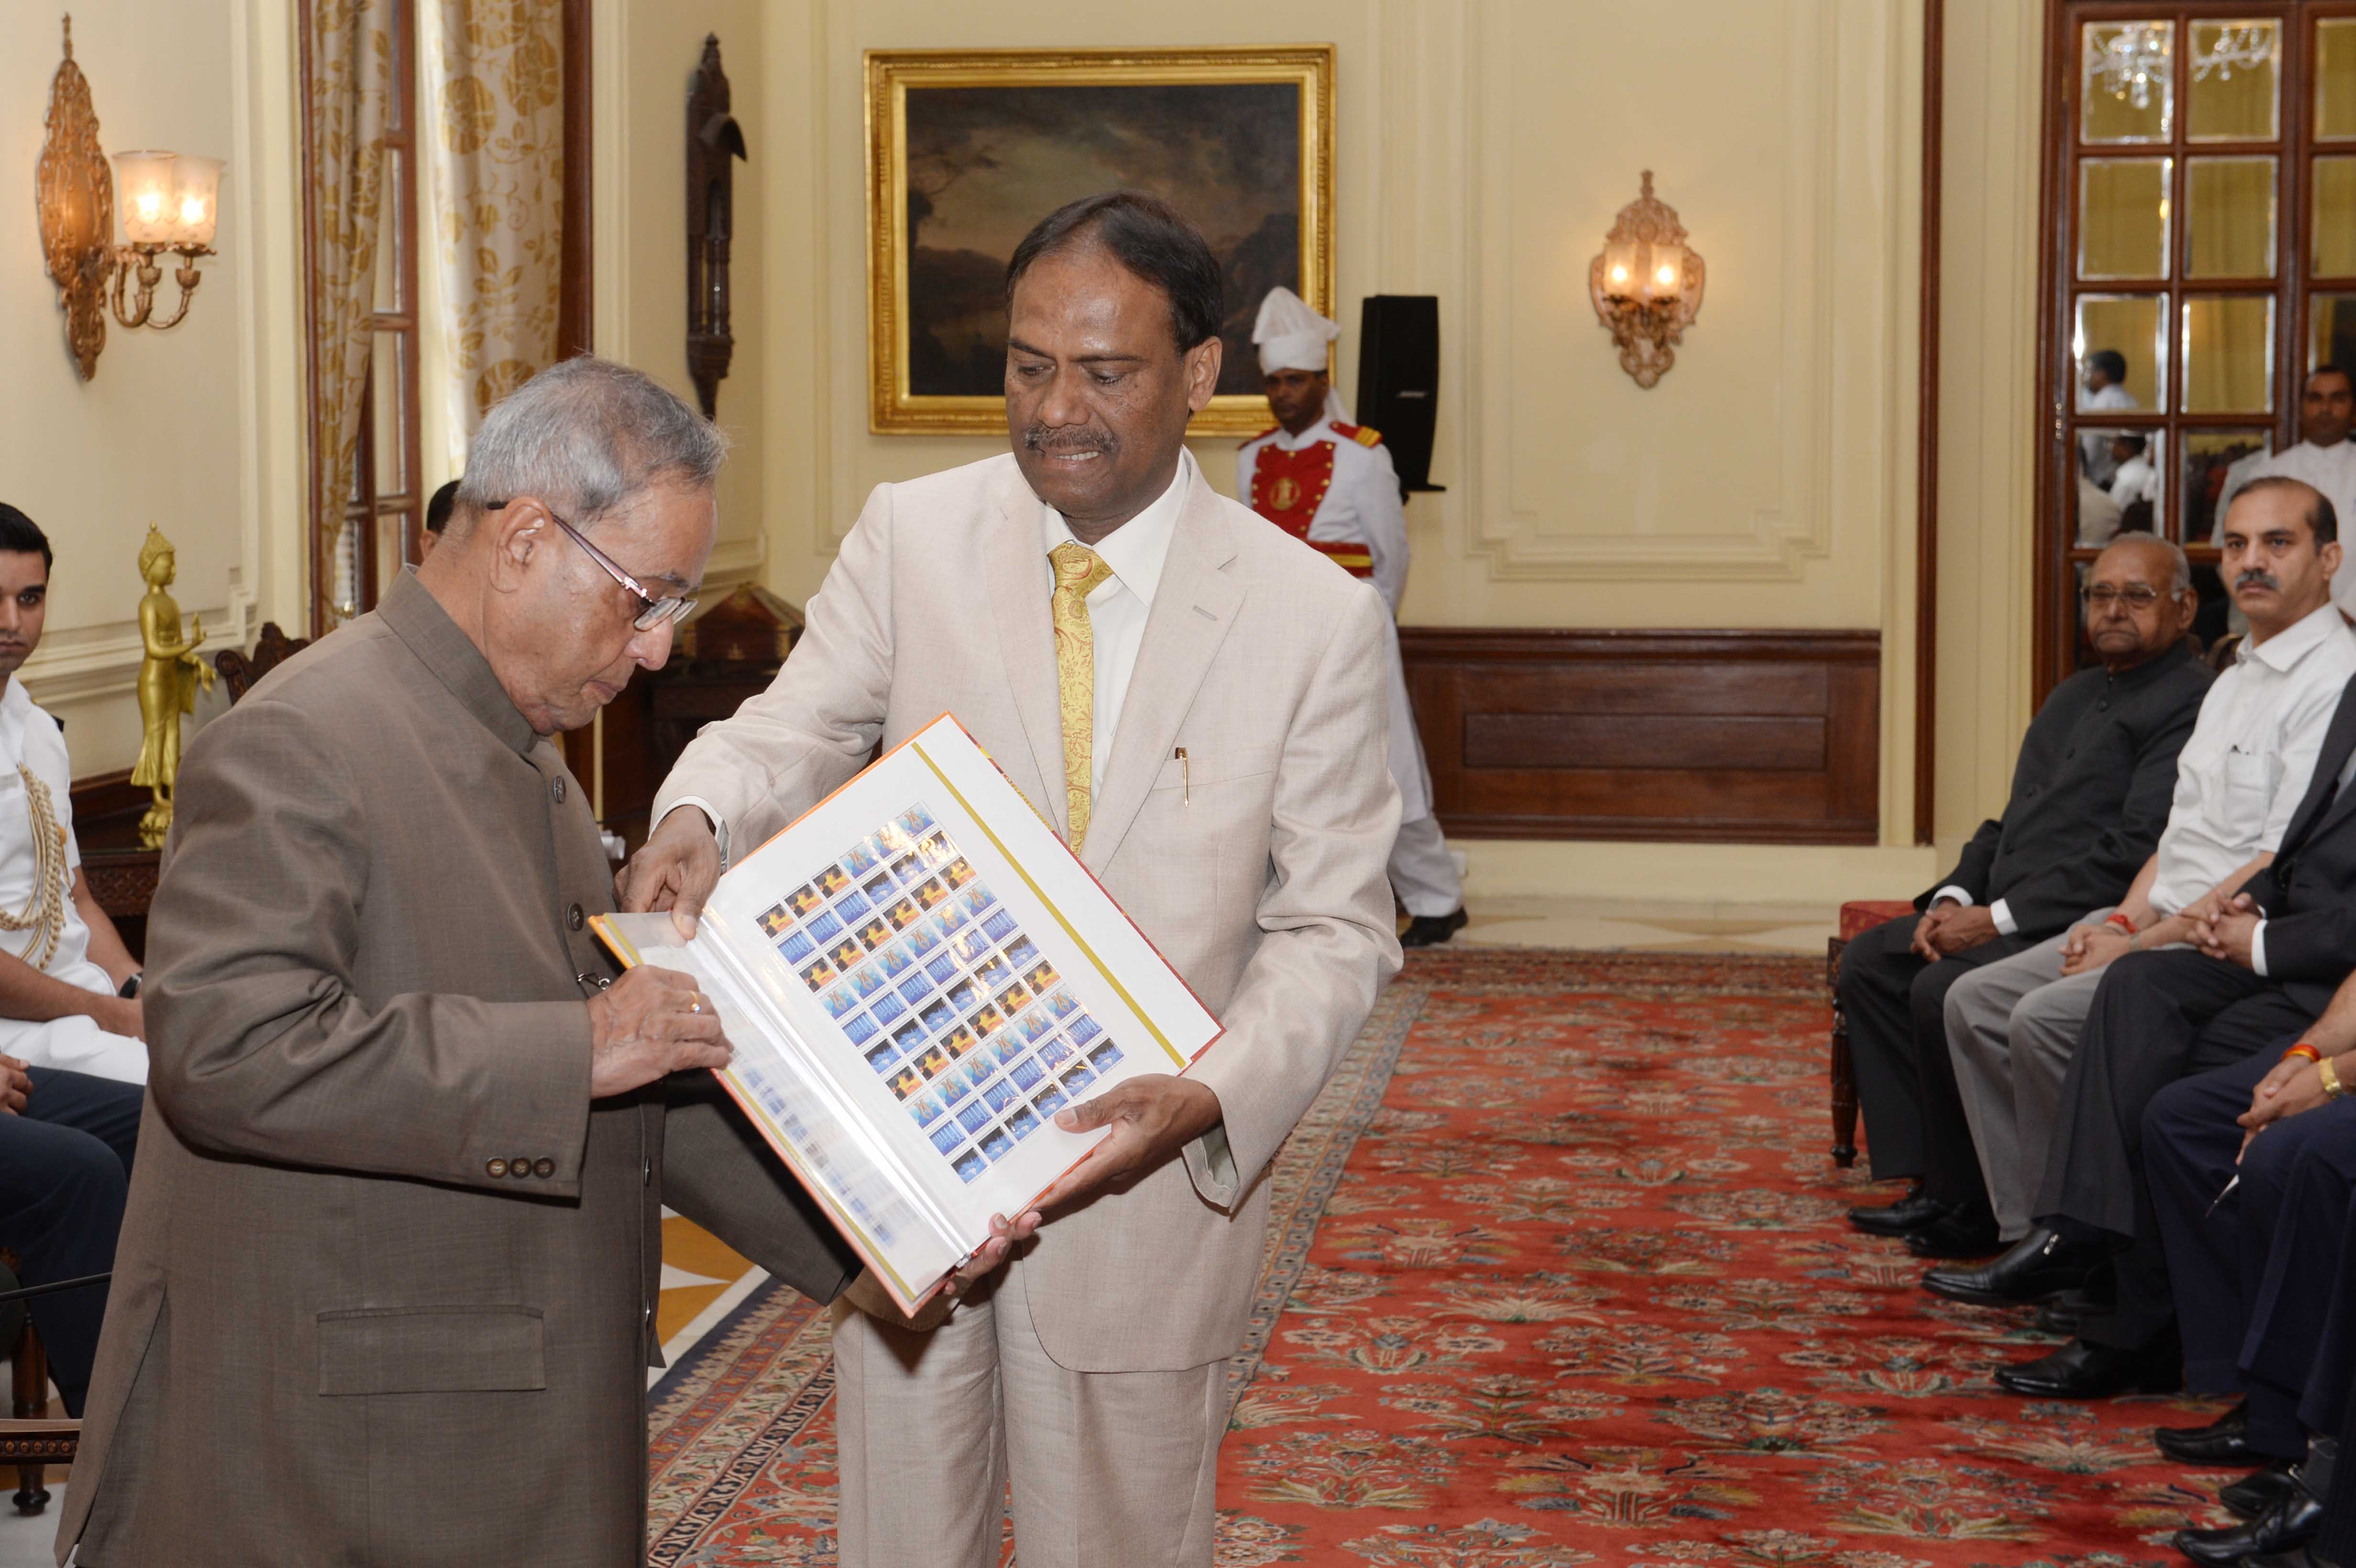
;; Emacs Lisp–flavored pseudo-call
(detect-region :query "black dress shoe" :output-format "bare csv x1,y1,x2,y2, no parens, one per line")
1994,1334,2183,1398
2173,1478,2324,1565
1923,1226,2111,1306
1400,908,1468,948
2156,1399,2257,1466
2222,1459,2299,1521
1848,1185,1944,1238
1903,1201,2005,1260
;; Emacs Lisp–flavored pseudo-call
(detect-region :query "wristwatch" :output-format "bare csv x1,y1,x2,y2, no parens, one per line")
118,972,142,999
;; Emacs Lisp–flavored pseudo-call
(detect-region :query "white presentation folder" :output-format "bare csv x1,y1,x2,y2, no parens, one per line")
594,713,1222,1316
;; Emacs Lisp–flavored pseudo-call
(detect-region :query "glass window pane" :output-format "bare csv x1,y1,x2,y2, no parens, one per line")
2188,20,2281,142
2313,293,2356,374
2184,429,2272,544
2083,21,2175,143
2182,294,2276,413
2076,294,2168,413
2076,431,2166,543
2079,158,2172,279
2185,156,2277,277
2318,18,2356,142
2318,160,2356,277
371,331,408,500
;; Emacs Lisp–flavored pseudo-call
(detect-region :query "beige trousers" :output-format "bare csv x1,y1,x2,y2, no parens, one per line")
830,1267,1225,1568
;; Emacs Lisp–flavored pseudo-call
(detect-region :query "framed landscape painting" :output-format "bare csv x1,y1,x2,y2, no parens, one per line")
864,46,1335,436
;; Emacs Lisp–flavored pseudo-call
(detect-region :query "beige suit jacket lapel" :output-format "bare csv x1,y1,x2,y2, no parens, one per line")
1082,470,1243,873
982,466,1068,835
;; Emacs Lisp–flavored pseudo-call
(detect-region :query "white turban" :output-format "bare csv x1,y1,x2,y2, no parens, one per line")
1252,286,1352,424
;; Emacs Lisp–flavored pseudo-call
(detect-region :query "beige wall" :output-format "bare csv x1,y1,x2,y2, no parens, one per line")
665,0,1961,902
4,0,305,778
593,0,770,599
11,0,2037,900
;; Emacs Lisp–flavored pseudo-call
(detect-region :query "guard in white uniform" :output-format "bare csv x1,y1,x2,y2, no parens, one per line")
1237,288,1467,945
0,506,146,1083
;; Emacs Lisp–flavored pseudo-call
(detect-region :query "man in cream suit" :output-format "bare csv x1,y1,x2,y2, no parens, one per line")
622,192,1403,1565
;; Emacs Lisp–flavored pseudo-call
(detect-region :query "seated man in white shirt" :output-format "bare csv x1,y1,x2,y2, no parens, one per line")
0,506,145,1084
1929,479,2356,1310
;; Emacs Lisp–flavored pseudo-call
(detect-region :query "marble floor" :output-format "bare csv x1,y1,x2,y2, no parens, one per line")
0,894,1831,1566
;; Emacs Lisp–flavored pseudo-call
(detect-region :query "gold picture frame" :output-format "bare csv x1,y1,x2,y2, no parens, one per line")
864,45,1335,436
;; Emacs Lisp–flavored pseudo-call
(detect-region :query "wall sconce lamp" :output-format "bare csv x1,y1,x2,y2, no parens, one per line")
34,17,227,381
1588,170,1705,389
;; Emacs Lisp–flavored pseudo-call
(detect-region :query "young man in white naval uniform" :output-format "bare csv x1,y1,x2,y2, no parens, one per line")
1236,287,1467,946
0,504,146,1084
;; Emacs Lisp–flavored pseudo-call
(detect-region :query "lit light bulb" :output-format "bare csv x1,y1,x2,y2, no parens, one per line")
1610,265,1629,285
1656,264,1676,285
136,190,163,223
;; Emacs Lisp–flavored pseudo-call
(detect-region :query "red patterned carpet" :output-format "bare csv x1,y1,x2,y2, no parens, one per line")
646,947,2232,1566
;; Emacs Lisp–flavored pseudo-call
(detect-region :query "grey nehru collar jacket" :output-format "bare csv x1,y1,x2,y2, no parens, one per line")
1926,638,2214,939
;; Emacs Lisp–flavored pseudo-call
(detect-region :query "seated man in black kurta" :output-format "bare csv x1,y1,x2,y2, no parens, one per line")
1841,535,2214,1254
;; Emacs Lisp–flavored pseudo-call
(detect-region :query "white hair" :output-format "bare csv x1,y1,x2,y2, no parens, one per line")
455,356,727,530
2101,533,2192,594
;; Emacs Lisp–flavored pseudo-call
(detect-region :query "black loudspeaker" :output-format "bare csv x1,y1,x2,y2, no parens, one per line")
1353,295,1443,495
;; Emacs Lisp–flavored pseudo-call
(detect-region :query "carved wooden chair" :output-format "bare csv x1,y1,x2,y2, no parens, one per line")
1826,900,1915,1167
1,1251,70,1514
211,620,313,701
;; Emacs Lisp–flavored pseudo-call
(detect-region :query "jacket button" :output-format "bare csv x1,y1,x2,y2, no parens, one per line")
534,1157,555,1178
510,1156,532,1179
553,776,567,804
486,1158,509,1178
567,903,585,931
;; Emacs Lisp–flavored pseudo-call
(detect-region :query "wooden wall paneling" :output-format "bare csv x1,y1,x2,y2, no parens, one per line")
1399,629,1882,844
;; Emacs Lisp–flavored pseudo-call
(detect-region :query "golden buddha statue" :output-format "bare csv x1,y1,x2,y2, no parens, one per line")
131,525,215,849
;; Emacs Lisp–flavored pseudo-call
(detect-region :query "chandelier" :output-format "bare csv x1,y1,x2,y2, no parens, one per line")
2088,21,2277,110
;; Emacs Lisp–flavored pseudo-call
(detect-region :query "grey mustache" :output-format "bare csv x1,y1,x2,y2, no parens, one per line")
2236,570,2281,592
1024,426,1115,457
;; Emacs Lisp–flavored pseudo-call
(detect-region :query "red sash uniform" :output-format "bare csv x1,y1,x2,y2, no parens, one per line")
1244,423,1384,579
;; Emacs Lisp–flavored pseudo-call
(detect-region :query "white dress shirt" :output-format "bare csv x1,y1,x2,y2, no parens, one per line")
1038,451,1190,794
0,676,144,1081
682,454,1194,864
2110,455,2161,510
2150,601,2356,917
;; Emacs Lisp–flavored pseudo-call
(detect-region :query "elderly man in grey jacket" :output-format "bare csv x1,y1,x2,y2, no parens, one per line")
58,359,888,1567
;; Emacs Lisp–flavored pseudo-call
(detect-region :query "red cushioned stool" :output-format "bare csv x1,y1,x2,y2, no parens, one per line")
1827,900,1916,1167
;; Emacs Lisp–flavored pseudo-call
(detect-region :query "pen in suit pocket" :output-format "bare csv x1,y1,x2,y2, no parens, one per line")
1175,748,1190,805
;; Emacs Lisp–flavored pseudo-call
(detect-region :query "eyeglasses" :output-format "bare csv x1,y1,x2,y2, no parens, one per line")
2080,584,2166,609
488,501,698,631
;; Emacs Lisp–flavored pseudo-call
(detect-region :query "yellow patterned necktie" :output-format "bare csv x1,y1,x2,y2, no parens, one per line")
1049,541,1117,851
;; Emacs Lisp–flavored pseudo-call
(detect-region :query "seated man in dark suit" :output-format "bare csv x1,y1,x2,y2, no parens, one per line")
1996,552,2356,1399
0,1053,140,1416
2116,964,2356,1561
1841,535,2214,1253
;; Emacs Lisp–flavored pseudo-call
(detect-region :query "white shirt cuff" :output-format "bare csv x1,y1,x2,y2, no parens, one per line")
1989,899,2018,936
1931,886,1976,910
2251,920,2270,977
665,795,731,871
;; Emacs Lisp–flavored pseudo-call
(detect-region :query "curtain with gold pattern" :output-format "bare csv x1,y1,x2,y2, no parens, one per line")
427,0,566,443
304,0,391,623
